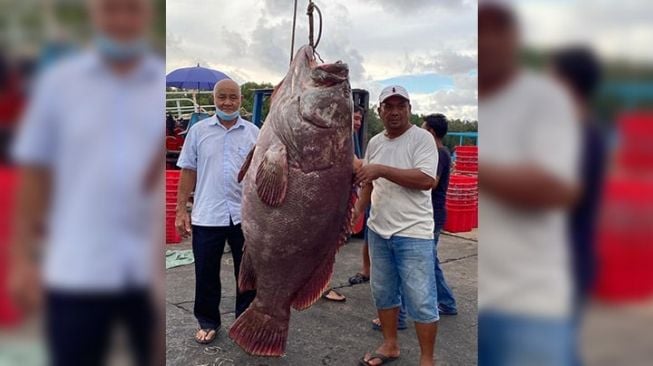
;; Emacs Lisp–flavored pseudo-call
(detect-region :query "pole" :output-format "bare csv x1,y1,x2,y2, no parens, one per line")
290,0,298,64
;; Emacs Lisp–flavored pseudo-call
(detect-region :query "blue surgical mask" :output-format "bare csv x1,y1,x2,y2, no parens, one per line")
215,107,240,121
94,34,148,62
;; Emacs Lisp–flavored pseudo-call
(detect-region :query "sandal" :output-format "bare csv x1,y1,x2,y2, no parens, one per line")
359,352,399,365
195,328,218,344
322,289,346,302
348,273,370,285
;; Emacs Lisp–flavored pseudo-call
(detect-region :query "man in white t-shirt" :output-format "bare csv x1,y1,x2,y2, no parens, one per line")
354,85,439,366
478,2,580,365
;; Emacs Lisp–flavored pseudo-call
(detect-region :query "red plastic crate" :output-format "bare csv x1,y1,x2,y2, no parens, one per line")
455,146,478,153
0,168,21,327
165,216,182,244
166,232,182,244
444,207,475,233
593,176,653,302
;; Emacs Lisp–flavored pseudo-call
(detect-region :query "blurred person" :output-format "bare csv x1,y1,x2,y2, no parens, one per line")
354,85,439,366
478,1,580,365
175,78,259,344
9,0,163,365
550,46,606,366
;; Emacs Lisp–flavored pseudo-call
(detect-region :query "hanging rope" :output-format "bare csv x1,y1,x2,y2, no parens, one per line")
289,0,299,64
289,0,324,64
307,0,324,62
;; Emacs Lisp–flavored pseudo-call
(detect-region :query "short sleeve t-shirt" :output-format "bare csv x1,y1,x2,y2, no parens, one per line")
479,70,580,318
365,125,438,240
432,146,451,229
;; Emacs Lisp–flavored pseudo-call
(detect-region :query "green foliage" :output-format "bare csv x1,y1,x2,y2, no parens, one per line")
240,81,275,119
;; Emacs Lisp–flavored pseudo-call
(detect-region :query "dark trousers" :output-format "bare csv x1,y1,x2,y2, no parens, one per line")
192,222,256,330
45,289,155,366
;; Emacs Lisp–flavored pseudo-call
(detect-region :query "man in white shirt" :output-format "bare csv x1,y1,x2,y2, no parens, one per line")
478,1,580,365
10,0,163,365
354,85,439,366
176,79,259,344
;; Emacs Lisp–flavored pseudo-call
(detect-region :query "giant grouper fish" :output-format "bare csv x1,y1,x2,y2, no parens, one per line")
229,45,356,356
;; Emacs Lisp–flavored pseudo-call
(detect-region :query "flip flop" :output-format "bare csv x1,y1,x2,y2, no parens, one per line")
322,289,346,302
349,273,370,285
359,352,399,365
195,328,218,344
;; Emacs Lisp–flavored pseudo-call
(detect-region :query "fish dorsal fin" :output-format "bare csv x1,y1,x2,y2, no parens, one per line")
238,145,256,183
255,144,288,207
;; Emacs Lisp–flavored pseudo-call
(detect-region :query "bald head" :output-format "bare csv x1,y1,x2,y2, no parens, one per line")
214,79,241,117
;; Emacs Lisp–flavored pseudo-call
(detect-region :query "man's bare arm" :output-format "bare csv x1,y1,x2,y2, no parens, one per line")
479,162,580,209
175,169,196,236
10,166,51,313
356,164,435,191
12,166,51,261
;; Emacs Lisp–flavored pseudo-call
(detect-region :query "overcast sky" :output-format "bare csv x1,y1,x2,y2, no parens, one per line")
515,0,653,64
167,0,652,121
166,0,478,120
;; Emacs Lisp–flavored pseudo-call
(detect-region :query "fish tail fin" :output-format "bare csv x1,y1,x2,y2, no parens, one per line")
238,249,256,292
228,307,288,357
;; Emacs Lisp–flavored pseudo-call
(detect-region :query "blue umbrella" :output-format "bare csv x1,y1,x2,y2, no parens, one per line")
166,64,231,90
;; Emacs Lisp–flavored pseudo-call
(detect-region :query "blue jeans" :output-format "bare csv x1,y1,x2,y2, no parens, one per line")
478,310,573,366
368,229,439,323
393,229,457,324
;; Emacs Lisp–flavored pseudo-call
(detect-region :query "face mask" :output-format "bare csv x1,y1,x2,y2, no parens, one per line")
94,34,148,62
215,107,240,121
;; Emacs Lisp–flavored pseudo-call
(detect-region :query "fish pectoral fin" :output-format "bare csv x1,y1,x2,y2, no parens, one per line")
255,144,288,207
238,145,257,183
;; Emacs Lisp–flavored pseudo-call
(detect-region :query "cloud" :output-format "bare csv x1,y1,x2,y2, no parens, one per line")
166,0,477,118
217,2,368,84
361,0,472,12
404,50,477,75
412,90,478,120
516,0,653,63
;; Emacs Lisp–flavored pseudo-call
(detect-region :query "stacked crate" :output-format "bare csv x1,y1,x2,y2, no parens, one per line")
444,145,479,233
453,145,478,175
594,113,653,301
0,168,21,326
444,173,478,233
166,170,181,244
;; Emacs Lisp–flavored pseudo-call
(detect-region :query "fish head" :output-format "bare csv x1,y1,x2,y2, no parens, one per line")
271,45,353,173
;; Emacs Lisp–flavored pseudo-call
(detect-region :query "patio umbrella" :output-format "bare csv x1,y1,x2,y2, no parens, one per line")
166,64,230,90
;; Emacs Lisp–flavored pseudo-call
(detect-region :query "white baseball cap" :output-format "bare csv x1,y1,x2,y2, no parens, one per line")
379,85,410,104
